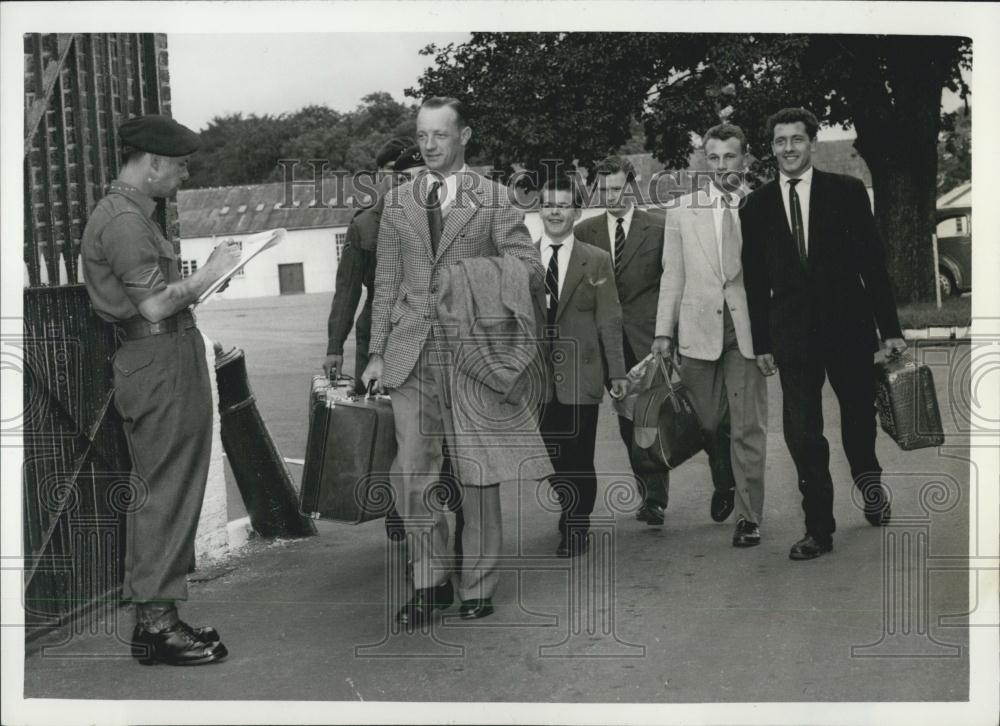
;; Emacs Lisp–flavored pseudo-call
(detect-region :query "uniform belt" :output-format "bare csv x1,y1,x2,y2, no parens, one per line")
117,310,196,340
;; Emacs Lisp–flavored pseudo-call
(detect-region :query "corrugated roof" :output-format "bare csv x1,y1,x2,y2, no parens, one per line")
179,141,871,237
178,179,362,238
937,181,971,208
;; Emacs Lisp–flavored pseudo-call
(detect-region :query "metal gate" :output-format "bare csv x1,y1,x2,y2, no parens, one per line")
22,33,175,635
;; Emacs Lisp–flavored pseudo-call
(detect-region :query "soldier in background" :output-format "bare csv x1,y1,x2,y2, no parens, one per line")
323,139,422,387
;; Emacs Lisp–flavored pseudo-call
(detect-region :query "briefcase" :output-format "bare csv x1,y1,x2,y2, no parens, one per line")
299,375,397,523
632,354,705,469
875,352,945,450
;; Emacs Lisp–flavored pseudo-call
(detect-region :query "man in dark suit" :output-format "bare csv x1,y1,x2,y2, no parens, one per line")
740,107,907,561
575,156,736,527
536,177,628,557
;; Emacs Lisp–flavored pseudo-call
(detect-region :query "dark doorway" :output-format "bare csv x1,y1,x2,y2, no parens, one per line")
278,263,305,294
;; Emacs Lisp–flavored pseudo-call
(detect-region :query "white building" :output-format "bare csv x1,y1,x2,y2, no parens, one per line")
178,142,875,301
178,181,360,299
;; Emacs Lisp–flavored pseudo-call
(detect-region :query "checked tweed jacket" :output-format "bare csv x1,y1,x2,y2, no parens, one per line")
370,170,545,390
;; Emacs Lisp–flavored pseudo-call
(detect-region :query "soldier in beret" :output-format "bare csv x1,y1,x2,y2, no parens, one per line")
323,139,423,386
81,114,238,665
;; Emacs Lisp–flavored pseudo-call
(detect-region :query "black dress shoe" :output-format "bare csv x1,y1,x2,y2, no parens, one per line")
863,487,892,527
865,503,891,527
635,501,665,526
131,621,228,665
396,580,454,628
732,518,761,548
556,531,590,558
789,535,833,561
459,599,495,619
711,489,735,522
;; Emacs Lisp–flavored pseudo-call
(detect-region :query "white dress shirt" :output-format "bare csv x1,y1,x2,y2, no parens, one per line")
539,232,574,306
424,164,470,214
778,166,813,250
707,183,741,273
606,205,635,266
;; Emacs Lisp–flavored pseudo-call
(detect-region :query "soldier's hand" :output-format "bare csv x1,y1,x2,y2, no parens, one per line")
323,354,343,380
650,336,673,359
609,378,629,399
755,353,778,377
361,355,384,393
207,239,241,275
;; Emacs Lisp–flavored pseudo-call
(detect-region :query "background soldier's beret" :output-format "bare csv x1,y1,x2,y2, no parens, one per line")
393,145,425,173
375,137,410,169
118,115,201,157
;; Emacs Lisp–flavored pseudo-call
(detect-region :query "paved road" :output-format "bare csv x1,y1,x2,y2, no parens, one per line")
25,292,972,704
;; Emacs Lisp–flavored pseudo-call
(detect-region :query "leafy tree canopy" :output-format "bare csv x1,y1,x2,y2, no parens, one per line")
186,92,418,188
408,32,971,302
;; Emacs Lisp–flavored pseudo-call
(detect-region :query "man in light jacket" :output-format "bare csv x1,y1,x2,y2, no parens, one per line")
651,123,768,547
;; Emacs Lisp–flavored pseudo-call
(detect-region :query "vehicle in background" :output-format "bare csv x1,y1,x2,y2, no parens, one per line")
935,205,971,297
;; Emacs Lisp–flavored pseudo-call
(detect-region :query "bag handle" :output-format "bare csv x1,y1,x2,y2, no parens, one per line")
651,352,684,413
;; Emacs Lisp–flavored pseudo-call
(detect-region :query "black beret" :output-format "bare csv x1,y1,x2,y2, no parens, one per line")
375,137,409,169
393,145,425,173
118,114,200,157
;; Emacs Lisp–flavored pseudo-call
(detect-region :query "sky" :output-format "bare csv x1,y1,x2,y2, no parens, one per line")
168,32,967,142
169,33,471,131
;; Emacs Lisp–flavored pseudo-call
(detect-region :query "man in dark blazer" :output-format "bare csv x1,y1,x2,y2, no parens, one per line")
740,107,907,561
575,156,736,527
536,177,628,557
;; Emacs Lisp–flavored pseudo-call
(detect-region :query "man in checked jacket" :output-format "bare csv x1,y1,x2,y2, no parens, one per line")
323,140,423,387
362,97,545,626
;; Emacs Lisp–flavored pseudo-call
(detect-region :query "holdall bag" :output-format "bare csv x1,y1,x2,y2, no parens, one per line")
632,353,705,469
875,351,946,451
299,375,397,523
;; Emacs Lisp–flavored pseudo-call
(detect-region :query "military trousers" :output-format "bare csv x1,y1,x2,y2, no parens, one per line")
112,325,212,602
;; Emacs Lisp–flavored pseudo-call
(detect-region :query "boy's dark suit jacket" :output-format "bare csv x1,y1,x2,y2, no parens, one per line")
574,208,666,359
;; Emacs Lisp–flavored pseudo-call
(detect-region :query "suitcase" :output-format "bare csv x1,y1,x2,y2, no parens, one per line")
632,354,705,469
215,348,316,538
299,375,397,523
875,352,945,450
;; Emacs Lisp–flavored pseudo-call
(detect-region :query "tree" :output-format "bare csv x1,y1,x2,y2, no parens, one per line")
938,106,971,195
187,112,289,187
185,94,421,188
410,33,971,302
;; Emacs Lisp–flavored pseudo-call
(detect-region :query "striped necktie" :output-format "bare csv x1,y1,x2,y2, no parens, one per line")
614,217,626,276
545,243,562,326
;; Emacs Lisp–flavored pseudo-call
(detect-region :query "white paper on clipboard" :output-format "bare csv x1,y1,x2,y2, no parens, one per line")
195,228,286,306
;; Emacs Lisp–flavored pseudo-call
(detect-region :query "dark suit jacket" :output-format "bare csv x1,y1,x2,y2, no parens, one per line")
574,208,666,358
326,199,381,355
739,168,902,364
543,239,626,405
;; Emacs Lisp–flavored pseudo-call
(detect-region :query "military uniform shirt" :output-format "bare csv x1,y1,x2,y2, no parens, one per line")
81,182,176,322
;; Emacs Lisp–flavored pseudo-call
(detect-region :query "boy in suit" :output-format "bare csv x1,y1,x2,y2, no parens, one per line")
537,177,628,556
575,156,737,527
